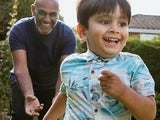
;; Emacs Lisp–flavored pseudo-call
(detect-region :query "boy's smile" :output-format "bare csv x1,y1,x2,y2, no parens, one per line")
103,37,120,46
84,5,128,58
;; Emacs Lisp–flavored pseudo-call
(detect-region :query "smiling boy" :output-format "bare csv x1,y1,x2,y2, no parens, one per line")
43,0,156,120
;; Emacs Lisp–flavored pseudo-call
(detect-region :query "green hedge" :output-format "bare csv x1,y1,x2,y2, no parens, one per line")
0,40,12,113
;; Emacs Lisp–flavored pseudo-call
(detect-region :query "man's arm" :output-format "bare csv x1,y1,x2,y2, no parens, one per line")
55,55,68,96
12,50,43,116
12,50,34,97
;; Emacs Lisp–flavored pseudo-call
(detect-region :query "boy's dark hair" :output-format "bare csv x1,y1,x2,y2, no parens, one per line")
76,0,131,28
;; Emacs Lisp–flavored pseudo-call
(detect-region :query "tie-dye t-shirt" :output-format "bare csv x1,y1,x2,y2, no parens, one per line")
60,50,155,120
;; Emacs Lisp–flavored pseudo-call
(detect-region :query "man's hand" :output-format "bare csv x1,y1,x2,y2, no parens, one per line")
25,95,44,116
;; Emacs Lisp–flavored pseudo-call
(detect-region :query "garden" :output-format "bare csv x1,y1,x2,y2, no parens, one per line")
0,0,160,119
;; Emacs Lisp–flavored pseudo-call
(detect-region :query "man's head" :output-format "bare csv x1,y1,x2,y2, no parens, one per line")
31,0,59,35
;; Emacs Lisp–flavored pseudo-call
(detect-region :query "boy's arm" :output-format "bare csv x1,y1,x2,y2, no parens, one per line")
99,70,156,120
43,93,67,120
118,88,156,120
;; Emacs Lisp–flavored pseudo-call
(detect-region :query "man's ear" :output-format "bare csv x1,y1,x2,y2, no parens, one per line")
31,4,36,16
76,24,87,42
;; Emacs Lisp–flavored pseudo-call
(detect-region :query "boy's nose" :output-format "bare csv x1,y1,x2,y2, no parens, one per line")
108,24,120,34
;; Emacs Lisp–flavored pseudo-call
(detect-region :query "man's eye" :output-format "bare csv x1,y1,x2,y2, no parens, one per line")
49,12,58,17
38,10,46,16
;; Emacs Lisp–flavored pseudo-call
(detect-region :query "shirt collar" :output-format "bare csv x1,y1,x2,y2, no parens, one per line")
84,50,114,62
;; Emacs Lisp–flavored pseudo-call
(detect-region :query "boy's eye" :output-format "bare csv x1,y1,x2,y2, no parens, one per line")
100,20,110,24
119,22,128,27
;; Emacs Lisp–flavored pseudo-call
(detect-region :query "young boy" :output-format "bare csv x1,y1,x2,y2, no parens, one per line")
43,0,156,119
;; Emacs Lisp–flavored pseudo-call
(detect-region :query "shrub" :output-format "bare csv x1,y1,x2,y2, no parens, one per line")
0,39,12,113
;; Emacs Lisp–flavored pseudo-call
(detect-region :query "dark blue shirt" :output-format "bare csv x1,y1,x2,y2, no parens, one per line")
9,17,76,90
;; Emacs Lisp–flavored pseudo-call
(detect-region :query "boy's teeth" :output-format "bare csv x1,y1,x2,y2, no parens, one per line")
108,38,118,41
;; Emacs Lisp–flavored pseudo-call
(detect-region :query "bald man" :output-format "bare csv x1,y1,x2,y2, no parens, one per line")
9,0,76,119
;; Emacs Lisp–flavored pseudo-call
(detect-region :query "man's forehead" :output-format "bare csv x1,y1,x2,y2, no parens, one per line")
35,0,58,4
36,7,59,14
35,0,59,11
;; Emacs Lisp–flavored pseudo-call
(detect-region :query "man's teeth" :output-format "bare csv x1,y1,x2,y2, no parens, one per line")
42,24,50,27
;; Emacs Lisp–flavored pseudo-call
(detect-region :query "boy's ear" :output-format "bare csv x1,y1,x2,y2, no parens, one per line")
76,24,87,42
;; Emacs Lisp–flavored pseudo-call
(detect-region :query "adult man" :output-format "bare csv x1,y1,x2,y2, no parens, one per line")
8,0,76,119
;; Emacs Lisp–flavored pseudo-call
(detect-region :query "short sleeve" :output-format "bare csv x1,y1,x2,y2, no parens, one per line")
60,23,76,55
60,83,66,94
131,58,155,96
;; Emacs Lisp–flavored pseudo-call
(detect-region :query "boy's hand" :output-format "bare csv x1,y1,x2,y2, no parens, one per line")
98,70,127,99
25,95,44,116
